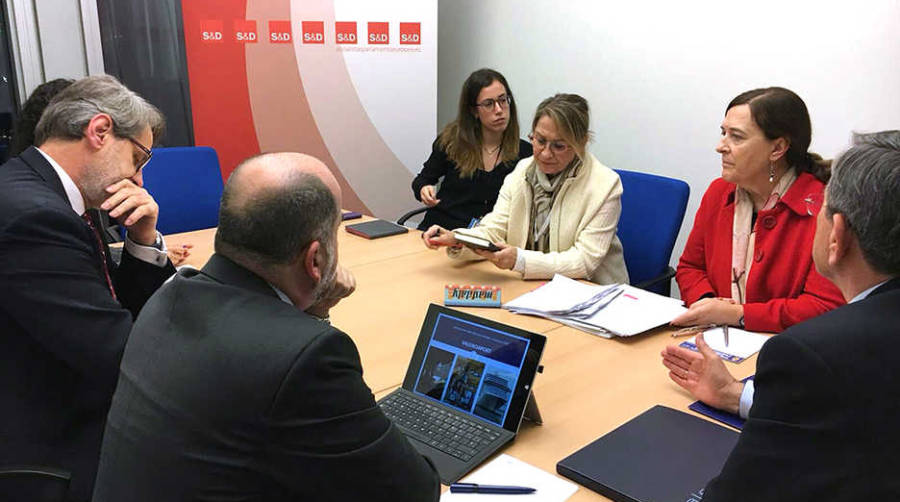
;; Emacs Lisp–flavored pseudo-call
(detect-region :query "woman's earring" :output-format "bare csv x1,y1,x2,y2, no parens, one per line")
768,163,776,183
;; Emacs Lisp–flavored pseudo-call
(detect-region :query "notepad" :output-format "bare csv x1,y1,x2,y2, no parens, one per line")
441,454,577,501
678,327,770,363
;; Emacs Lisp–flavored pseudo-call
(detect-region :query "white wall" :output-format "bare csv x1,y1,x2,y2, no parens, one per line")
438,0,900,279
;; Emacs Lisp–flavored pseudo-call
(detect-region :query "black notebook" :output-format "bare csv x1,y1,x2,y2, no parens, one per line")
345,219,409,239
557,405,738,502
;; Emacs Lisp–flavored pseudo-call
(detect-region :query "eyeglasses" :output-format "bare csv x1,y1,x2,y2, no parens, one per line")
474,94,511,111
528,133,570,156
127,137,152,173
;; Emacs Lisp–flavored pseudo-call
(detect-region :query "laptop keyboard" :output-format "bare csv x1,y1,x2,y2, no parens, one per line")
379,392,502,462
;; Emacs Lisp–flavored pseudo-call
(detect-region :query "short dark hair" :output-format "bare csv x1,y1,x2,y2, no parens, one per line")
9,78,74,156
215,158,339,267
727,87,830,182
826,130,900,275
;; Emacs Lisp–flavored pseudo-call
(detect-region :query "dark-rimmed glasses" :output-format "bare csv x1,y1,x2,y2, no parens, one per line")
127,137,152,173
474,94,511,111
528,132,570,156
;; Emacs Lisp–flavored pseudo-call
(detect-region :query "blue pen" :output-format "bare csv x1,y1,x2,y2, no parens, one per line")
449,482,536,494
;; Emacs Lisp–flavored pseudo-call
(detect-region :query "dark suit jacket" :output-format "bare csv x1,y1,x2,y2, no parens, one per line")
0,147,175,501
92,254,440,502
704,278,900,501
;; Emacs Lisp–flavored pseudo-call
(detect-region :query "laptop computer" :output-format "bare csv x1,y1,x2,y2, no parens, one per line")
378,304,546,484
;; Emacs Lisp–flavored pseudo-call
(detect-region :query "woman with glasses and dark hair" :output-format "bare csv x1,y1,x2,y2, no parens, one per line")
411,68,532,230
422,93,629,285
672,87,844,333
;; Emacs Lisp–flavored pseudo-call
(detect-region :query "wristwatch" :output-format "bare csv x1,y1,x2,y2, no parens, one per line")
738,315,745,328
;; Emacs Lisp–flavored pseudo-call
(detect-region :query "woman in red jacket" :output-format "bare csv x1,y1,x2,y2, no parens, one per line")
673,87,844,333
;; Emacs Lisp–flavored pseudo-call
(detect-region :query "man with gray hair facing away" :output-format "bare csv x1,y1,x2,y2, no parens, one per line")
699,131,900,500
93,152,439,501
0,75,175,501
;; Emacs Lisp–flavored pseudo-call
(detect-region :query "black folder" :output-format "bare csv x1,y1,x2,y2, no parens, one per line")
345,219,408,239
557,405,738,502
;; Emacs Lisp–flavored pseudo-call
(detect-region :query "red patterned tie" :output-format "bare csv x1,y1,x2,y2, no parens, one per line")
82,212,118,301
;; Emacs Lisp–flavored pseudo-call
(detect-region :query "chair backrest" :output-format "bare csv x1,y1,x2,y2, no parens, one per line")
614,169,690,294
141,146,224,234
0,465,71,502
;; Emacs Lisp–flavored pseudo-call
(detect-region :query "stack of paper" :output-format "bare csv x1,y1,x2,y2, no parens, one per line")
504,275,687,338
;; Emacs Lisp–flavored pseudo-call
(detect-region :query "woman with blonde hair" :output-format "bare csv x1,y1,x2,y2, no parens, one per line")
422,93,628,285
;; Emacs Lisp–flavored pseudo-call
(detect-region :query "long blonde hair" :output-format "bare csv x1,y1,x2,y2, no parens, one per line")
438,69,521,178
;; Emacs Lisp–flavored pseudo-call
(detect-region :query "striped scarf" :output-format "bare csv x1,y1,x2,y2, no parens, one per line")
526,159,580,252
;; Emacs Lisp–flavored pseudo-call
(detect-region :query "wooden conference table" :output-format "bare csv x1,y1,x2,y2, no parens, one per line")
164,217,758,501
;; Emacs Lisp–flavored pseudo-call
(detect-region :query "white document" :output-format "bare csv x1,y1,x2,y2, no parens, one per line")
678,327,771,363
567,284,686,337
441,454,578,501
504,275,686,337
502,275,618,315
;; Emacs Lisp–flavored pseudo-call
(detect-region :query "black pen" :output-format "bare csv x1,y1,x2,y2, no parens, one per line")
449,482,535,494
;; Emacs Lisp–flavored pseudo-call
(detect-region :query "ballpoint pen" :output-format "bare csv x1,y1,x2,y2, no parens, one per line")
672,324,730,347
449,482,536,494
671,324,717,338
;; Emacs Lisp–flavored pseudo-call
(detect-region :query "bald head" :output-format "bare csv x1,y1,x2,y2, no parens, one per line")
215,152,341,267
227,152,342,210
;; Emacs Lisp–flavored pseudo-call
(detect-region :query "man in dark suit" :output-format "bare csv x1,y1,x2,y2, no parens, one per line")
92,152,440,501
0,75,175,501
664,131,900,500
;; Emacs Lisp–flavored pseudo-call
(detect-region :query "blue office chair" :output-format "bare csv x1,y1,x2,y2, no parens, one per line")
141,146,224,235
614,169,690,296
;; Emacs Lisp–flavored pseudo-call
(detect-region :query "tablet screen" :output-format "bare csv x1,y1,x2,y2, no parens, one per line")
410,310,532,427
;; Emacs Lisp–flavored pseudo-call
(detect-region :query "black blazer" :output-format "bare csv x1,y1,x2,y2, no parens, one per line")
412,139,532,230
0,147,175,501
93,254,440,502
704,278,900,501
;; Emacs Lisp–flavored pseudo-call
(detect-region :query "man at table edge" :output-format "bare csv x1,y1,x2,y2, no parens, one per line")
664,130,900,499
92,152,440,501
0,75,176,502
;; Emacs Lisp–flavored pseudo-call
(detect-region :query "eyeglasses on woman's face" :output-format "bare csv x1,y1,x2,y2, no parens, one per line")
474,94,511,111
528,132,570,156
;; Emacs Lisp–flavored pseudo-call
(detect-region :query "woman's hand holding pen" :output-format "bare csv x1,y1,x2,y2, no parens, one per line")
167,243,193,266
671,297,743,327
421,225,460,249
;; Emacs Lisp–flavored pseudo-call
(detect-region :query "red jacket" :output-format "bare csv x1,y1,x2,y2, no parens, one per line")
677,173,844,333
